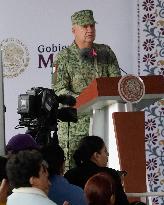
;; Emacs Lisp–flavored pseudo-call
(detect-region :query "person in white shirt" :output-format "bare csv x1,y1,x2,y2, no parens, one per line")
6,150,57,205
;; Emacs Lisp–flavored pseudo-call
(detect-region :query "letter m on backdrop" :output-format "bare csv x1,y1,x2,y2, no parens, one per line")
38,53,53,68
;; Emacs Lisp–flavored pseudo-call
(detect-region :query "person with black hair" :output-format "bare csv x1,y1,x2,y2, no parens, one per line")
0,134,41,205
6,150,57,205
64,135,129,205
41,143,87,205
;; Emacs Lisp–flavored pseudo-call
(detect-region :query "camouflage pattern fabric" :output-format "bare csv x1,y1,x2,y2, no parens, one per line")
71,10,96,26
52,42,121,169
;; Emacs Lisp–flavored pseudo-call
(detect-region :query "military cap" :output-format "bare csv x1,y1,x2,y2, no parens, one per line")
71,10,97,26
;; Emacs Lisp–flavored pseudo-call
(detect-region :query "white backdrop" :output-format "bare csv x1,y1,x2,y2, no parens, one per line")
0,0,135,164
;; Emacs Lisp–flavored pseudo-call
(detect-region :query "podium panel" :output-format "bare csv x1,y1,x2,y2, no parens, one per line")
112,111,147,193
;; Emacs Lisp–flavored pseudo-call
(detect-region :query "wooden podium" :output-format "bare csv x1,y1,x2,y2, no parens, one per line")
76,75,164,195
76,75,164,112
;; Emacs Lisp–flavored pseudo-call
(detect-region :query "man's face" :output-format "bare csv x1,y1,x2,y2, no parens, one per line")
72,24,96,47
30,160,51,195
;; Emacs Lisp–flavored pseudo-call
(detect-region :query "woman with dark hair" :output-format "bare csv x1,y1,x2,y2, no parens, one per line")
64,135,129,205
84,172,116,205
73,135,108,167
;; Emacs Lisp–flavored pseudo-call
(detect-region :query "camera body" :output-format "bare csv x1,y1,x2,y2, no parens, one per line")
17,87,77,128
17,87,77,145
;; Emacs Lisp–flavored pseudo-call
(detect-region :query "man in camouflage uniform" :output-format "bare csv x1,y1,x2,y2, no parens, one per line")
52,10,121,168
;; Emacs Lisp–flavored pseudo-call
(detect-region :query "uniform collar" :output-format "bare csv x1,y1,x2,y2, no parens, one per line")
12,187,47,198
72,41,96,50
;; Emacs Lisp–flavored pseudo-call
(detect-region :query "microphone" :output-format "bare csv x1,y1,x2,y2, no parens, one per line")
117,170,127,177
118,67,128,75
58,94,76,107
79,48,96,61
79,47,128,76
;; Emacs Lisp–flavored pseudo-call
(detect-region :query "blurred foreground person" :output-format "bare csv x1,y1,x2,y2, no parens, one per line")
42,143,87,205
65,135,129,205
6,150,57,205
84,172,116,205
0,179,9,205
0,134,40,205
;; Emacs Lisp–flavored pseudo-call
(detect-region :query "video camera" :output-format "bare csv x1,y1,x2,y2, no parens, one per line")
16,87,78,145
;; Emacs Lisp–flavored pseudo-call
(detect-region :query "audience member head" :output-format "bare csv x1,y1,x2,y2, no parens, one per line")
6,150,50,195
73,135,108,167
6,134,39,154
41,143,65,176
84,172,116,205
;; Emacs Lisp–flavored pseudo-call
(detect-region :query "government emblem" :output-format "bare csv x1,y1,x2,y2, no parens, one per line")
0,38,30,78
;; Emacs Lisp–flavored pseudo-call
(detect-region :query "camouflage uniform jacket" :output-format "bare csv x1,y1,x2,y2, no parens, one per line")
52,42,121,167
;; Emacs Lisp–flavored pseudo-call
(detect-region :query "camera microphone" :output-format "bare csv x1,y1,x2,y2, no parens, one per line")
58,94,76,107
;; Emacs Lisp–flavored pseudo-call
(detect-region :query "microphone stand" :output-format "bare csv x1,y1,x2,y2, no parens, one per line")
119,67,128,75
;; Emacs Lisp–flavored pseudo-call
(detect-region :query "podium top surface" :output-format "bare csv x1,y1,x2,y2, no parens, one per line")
76,75,164,113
